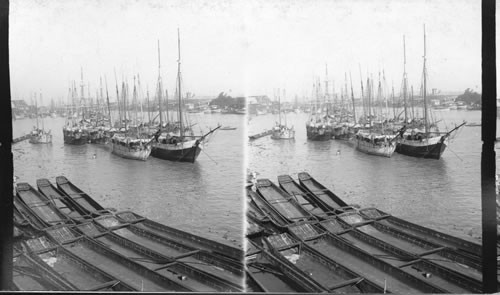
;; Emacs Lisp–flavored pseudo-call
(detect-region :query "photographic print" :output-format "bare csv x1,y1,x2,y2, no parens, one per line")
7,0,495,293
10,0,245,291
245,0,487,293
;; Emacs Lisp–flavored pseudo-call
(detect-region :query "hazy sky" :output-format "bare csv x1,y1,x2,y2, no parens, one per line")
10,0,481,105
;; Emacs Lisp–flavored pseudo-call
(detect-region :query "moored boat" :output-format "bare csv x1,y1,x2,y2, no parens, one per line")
354,131,398,157
63,126,89,145
271,90,295,140
111,134,152,161
29,94,52,144
396,27,465,159
29,128,52,144
255,179,315,223
56,176,109,217
271,124,295,140
151,30,220,163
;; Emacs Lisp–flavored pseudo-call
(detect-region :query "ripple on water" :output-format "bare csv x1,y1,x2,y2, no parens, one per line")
13,115,245,248
249,111,483,242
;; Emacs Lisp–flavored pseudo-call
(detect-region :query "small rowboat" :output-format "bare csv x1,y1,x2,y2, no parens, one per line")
220,126,237,130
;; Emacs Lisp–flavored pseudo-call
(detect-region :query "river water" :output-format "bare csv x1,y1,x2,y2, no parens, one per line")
12,112,245,249
248,108,484,243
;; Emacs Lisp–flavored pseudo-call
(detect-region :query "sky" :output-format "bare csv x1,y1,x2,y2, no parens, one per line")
10,0,481,105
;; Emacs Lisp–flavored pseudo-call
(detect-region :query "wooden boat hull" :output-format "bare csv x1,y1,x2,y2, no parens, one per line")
16,182,70,228
29,133,52,144
115,211,244,261
151,140,201,163
63,237,194,292
245,240,325,293
306,125,332,141
359,207,482,257
297,172,350,212
13,253,77,291
111,142,151,161
271,127,295,140
89,134,108,144
277,175,328,217
33,247,134,291
255,179,314,223
63,129,89,145
37,178,91,222
396,135,447,159
265,233,382,293
56,176,108,217
247,189,289,229
355,137,396,157
249,130,273,140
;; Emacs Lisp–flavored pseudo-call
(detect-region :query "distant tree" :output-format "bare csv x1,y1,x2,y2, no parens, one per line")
455,88,481,105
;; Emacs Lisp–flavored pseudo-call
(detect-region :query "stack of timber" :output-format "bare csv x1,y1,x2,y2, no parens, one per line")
12,177,244,292
246,172,492,293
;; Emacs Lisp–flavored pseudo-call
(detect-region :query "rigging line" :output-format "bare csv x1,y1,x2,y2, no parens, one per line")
201,148,218,165
446,147,463,162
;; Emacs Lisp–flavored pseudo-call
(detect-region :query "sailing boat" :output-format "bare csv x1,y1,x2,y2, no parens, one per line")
306,78,334,141
396,26,465,159
271,89,295,140
29,92,52,144
355,77,404,157
151,29,220,163
63,74,90,145
111,79,155,161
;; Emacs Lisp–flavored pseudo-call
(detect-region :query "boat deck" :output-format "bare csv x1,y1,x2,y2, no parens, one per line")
298,172,350,211
256,179,314,223
246,172,491,293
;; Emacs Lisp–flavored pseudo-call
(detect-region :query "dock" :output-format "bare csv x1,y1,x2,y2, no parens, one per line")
12,134,30,144
246,172,489,293
13,177,244,292
248,129,272,141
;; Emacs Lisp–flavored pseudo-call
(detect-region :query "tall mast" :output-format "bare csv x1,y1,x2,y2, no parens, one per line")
146,87,151,125
177,28,183,138
122,81,128,130
349,72,356,123
88,82,91,113
344,72,348,113
137,74,144,124
104,76,112,127
423,24,428,134
283,89,287,126
383,70,389,119
100,76,103,106
35,93,39,129
165,89,169,124
403,35,408,123
114,70,121,128
40,92,44,130
410,85,415,120
80,68,85,121
359,65,365,120
157,40,163,127
133,76,138,127
324,64,329,103
392,83,396,119
367,77,371,127
278,88,281,125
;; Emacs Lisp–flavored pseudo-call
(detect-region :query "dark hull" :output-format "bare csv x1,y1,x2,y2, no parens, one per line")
333,132,354,140
63,131,89,145
151,145,201,163
89,134,108,144
306,127,332,141
395,140,446,160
